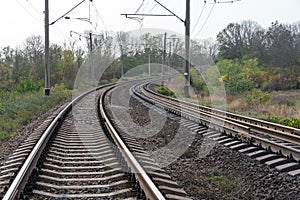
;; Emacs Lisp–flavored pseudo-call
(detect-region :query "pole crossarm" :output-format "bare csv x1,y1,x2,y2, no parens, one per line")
121,14,174,17
50,0,87,25
153,0,185,23
121,0,184,23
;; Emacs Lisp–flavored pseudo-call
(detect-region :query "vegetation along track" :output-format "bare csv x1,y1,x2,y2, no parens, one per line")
0,82,190,199
132,81,300,177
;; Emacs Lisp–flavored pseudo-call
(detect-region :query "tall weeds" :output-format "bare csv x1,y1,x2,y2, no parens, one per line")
0,84,71,141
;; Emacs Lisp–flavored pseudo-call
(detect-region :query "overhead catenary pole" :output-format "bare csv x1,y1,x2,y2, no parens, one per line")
122,0,191,96
44,0,50,96
163,32,167,65
162,32,167,86
89,32,95,86
45,0,90,95
168,40,171,80
184,0,190,98
120,45,124,77
148,50,151,77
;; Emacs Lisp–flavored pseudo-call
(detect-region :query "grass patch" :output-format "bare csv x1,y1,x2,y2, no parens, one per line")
186,89,300,129
156,84,176,98
208,169,239,194
225,89,300,128
269,116,300,129
0,83,71,141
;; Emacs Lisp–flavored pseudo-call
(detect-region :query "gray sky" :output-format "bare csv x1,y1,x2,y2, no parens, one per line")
0,0,299,48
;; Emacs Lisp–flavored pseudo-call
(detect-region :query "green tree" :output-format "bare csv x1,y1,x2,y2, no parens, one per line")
213,58,264,94
58,50,77,88
266,21,294,67
217,23,245,59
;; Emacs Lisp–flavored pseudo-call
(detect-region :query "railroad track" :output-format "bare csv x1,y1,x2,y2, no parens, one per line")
0,83,190,199
132,82,300,176
1,79,299,199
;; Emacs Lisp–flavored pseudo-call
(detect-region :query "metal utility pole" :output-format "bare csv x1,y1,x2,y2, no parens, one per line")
45,0,89,95
120,45,124,77
184,0,190,98
148,52,151,77
163,32,167,65
122,0,191,96
89,32,95,86
168,41,172,81
162,32,167,85
44,0,50,96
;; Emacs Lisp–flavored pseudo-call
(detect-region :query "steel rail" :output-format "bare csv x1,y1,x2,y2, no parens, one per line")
144,85,300,146
3,85,112,200
142,83,300,141
99,86,166,200
144,83,300,137
132,84,250,138
136,82,300,162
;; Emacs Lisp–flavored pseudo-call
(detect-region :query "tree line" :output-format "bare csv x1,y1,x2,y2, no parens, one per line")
0,35,85,91
0,20,299,94
191,20,300,95
217,20,300,67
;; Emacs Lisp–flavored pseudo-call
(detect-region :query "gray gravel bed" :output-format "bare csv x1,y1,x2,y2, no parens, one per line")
107,86,300,199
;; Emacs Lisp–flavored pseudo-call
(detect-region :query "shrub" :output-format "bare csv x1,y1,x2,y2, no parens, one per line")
190,68,209,96
16,79,42,93
111,78,119,83
99,80,110,85
246,89,270,104
213,58,265,95
157,85,175,98
51,83,71,97
269,116,300,129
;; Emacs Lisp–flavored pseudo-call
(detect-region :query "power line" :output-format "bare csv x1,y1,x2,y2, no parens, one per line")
193,3,215,38
91,2,109,32
148,3,157,14
135,0,145,14
26,0,43,18
142,0,151,13
193,0,241,39
16,0,43,25
18,0,71,47
191,1,206,35
132,0,149,28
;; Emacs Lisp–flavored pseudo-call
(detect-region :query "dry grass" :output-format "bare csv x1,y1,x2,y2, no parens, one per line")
156,79,299,121
226,90,300,120
185,90,300,121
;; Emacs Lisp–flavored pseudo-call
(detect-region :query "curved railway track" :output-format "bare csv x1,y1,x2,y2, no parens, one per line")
1,79,299,199
0,83,190,199
132,82,300,176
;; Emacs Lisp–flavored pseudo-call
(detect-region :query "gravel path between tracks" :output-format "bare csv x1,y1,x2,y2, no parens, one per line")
0,98,71,163
107,86,300,199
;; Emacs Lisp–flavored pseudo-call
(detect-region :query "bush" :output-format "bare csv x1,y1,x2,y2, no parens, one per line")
51,83,71,97
213,58,265,95
190,68,209,96
16,79,42,93
246,89,270,104
269,116,300,129
111,78,119,83
99,80,110,85
157,85,176,98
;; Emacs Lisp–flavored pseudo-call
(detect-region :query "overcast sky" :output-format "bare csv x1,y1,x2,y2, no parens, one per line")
0,0,299,48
